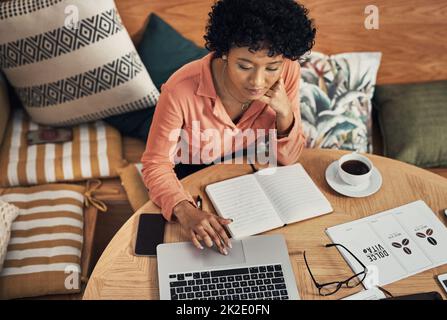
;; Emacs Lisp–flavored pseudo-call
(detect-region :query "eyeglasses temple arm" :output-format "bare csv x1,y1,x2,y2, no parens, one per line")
326,243,367,270
303,251,322,288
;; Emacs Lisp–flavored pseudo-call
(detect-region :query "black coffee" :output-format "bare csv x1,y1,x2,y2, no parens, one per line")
341,160,370,175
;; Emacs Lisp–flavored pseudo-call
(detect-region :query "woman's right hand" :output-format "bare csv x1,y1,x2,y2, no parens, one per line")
173,200,233,255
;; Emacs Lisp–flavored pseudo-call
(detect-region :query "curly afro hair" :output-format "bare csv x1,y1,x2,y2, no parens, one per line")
204,0,316,61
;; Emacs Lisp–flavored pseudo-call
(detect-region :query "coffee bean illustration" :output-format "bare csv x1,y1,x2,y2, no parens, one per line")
416,232,426,238
392,239,412,255
426,228,433,236
427,237,437,245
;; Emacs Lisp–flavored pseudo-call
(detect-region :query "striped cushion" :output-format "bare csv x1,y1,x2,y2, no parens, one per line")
0,0,159,125
0,109,124,187
0,184,85,299
117,163,149,211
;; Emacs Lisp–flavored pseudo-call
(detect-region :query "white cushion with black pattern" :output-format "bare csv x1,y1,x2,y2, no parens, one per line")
0,0,159,125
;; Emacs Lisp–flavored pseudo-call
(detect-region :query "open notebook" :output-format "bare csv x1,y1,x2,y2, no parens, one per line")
205,164,333,239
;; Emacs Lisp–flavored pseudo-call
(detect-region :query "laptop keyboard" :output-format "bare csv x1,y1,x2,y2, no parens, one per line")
168,264,289,300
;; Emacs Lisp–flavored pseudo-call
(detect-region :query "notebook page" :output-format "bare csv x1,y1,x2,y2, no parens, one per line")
254,164,333,224
205,174,284,239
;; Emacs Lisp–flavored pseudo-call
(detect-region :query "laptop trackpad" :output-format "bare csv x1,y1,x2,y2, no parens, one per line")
199,240,246,267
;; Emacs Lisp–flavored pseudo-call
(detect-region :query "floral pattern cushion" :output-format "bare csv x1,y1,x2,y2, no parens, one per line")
299,52,381,153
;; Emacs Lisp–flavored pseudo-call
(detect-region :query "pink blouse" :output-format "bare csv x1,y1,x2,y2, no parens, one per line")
141,52,306,221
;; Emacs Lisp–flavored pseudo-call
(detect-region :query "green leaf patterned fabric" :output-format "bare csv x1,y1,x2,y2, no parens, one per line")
299,52,381,153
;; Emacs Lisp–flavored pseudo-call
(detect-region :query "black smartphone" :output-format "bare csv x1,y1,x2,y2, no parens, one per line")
382,291,443,300
134,213,166,256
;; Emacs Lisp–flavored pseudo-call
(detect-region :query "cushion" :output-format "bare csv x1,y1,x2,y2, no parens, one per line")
0,0,159,125
137,13,209,91
0,184,85,299
373,80,447,167
0,200,19,272
104,13,208,141
0,72,10,145
104,106,156,142
299,52,382,153
117,163,149,212
0,109,125,187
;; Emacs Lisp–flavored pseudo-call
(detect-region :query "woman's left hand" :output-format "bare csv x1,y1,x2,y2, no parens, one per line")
257,77,292,118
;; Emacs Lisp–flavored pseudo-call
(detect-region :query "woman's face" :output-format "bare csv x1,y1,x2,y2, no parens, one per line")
224,46,285,101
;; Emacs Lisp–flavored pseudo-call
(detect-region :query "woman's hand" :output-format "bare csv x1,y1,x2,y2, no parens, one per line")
258,77,295,135
258,77,292,118
173,200,233,255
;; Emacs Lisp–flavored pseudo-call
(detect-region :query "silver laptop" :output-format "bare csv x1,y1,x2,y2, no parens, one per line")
157,234,300,300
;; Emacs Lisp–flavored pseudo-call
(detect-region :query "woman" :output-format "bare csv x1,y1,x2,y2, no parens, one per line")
141,0,316,255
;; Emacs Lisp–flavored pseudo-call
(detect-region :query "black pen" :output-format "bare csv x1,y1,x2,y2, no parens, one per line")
196,195,202,210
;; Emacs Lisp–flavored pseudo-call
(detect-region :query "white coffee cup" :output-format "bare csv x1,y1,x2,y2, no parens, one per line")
337,152,374,186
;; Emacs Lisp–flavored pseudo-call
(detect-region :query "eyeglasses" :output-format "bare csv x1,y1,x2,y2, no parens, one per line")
303,243,367,296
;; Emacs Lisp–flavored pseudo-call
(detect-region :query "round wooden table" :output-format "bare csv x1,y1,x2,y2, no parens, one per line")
83,149,447,300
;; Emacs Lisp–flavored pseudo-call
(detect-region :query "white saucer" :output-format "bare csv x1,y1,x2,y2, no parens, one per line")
325,160,382,198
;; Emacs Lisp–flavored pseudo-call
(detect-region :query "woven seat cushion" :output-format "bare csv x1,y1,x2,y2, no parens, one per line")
0,184,85,299
118,163,149,212
0,0,159,125
0,200,19,272
0,109,125,187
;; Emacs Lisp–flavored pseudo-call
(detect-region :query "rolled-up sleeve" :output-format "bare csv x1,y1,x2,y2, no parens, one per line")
141,85,197,221
274,61,306,165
